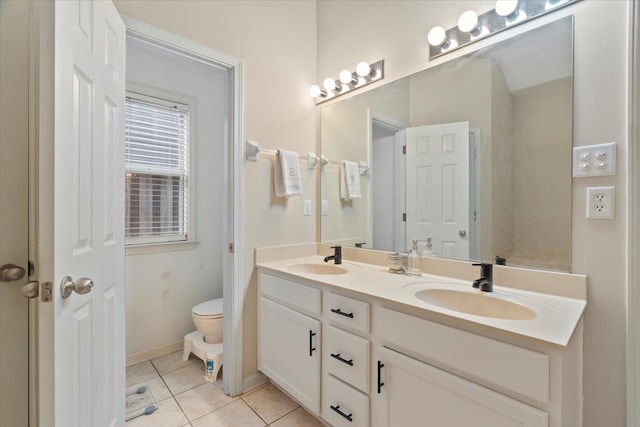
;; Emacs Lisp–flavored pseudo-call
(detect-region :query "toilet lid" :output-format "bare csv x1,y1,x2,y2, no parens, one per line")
193,298,223,317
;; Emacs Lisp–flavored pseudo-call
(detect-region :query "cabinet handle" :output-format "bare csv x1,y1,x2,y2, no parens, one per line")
309,330,316,357
330,353,354,366
330,405,353,422
330,308,354,318
377,360,385,394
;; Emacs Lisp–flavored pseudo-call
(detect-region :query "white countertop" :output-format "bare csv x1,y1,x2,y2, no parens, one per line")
256,255,586,348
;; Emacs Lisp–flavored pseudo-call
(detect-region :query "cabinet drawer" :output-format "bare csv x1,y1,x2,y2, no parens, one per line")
323,375,369,427
324,292,370,333
375,306,550,404
259,272,321,316
325,325,370,393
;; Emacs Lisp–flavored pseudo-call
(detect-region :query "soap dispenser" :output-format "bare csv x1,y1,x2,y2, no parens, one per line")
423,237,437,257
406,239,422,276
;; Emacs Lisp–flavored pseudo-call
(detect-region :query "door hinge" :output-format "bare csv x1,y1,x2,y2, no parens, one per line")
402,145,406,155
229,243,234,253
402,213,406,222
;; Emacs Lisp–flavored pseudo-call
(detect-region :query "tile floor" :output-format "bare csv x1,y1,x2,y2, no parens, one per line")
126,351,324,427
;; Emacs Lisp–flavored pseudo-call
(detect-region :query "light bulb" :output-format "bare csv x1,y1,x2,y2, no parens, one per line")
339,70,355,84
495,0,519,17
458,10,480,34
323,77,337,92
356,62,371,77
427,26,448,47
309,85,322,98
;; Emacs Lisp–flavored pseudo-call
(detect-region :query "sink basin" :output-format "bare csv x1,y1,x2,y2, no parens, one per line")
288,263,348,275
414,289,537,320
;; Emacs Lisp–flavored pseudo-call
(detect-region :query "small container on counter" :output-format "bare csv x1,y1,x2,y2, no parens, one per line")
387,251,407,274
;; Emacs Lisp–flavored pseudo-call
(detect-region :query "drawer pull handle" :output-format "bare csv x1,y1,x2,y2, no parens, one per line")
330,405,353,422
330,308,354,318
377,360,385,394
330,353,354,366
309,331,316,357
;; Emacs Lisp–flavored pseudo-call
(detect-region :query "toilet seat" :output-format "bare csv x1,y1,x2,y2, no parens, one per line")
192,298,223,318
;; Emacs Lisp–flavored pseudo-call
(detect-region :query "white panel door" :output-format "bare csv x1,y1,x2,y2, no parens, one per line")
373,346,548,427
405,122,469,259
0,1,31,425
53,1,126,426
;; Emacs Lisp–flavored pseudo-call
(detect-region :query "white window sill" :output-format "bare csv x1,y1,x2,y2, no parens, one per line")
126,240,200,256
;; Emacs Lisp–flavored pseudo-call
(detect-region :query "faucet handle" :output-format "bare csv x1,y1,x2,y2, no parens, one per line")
472,262,493,281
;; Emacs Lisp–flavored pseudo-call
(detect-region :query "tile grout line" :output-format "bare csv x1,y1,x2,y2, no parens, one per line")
158,364,205,425
239,396,271,426
264,405,301,426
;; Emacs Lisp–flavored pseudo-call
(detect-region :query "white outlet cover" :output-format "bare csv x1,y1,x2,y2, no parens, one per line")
573,142,616,177
303,200,311,216
586,186,615,219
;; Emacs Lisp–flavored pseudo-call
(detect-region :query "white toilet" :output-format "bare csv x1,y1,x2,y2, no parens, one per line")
183,297,224,381
191,298,224,343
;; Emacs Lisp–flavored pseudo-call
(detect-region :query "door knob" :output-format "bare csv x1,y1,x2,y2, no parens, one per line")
0,264,26,282
60,276,94,299
459,230,467,237
21,281,40,299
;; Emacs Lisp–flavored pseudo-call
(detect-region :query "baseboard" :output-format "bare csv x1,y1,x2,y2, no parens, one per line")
126,341,183,366
242,372,268,394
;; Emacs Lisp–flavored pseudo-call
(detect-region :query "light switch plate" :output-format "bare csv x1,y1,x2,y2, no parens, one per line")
303,200,311,216
572,142,616,177
321,200,328,216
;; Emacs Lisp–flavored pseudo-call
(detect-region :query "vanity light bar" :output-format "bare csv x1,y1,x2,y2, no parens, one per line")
309,60,384,104
428,0,580,59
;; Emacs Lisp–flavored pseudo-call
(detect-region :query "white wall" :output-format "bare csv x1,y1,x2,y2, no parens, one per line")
513,78,572,260
318,1,630,425
114,0,317,386
125,38,227,356
320,78,410,246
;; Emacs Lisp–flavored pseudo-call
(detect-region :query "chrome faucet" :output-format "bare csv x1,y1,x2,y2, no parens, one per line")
472,262,493,292
324,246,342,265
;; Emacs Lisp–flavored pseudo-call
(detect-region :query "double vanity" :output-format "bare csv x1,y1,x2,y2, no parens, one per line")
256,245,586,427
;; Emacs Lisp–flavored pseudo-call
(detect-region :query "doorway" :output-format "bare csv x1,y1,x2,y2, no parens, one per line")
370,115,406,252
0,1,32,425
123,17,244,396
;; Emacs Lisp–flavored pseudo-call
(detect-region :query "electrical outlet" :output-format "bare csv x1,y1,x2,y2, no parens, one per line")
586,186,615,219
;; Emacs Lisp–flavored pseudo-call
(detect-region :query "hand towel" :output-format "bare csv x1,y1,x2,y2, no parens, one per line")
274,149,303,198
340,160,362,200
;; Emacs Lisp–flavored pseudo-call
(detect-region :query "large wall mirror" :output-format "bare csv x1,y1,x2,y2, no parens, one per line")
320,16,573,272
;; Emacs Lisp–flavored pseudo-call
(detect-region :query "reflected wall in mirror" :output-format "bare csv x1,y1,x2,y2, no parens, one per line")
320,17,573,272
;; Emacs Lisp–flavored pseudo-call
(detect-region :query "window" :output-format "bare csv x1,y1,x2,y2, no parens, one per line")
125,92,190,245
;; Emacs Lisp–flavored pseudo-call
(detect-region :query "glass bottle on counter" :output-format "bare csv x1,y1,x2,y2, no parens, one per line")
423,237,437,257
406,239,422,276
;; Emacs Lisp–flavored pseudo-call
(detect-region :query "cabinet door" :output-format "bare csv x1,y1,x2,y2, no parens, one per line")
259,297,321,414
372,347,548,427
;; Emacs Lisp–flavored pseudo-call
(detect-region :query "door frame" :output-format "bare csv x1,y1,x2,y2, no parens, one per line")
122,17,245,397
468,127,481,260
367,110,407,251
628,1,639,425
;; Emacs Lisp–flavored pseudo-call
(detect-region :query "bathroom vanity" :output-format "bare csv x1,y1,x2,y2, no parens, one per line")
256,249,585,427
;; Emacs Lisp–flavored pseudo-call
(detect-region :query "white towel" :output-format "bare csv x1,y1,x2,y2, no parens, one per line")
274,149,303,198
340,161,362,200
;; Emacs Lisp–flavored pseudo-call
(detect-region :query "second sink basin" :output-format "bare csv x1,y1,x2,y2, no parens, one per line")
414,288,537,320
287,263,348,275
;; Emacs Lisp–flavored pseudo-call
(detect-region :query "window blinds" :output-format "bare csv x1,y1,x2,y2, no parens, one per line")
124,93,190,244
